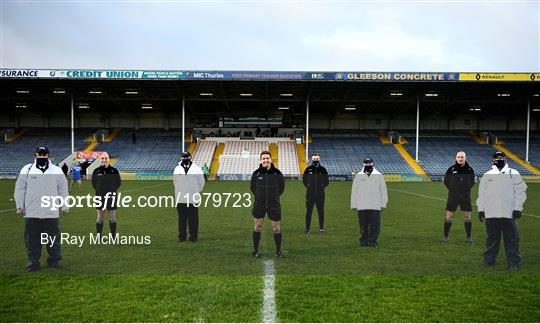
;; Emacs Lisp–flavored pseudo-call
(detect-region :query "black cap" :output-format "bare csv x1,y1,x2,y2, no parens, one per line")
181,151,191,158
35,146,49,155
493,151,506,158
363,158,373,164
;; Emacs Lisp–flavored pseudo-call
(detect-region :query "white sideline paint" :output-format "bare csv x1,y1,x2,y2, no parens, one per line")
121,182,168,193
388,188,540,219
262,259,277,323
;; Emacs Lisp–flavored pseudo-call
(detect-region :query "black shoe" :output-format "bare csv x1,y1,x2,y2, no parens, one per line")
368,242,378,248
304,229,310,234
47,261,59,269
319,228,324,234
188,237,198,243
276,251,284,259
251,250,259,259
25,264,39,272
178,238,186,242
483,260,495,267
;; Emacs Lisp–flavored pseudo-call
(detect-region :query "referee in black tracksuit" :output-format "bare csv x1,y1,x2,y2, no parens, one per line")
92,153,122,238
250,150,285,259
442,151,475,244
303,153,329,234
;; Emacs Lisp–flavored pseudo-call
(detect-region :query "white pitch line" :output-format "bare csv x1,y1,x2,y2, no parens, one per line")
262,259,277,323
388,188,540,219
121,181,168,193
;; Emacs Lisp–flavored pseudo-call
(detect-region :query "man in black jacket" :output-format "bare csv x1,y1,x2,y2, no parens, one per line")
92,153,122,238
250,150,285,259
442,151,475,244
302,153,329,234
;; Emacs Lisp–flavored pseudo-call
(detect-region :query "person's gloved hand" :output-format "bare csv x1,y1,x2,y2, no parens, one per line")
478,211,485,222
512,210,522,219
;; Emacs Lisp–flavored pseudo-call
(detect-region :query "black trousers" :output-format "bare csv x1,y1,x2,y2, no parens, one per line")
305,191,325,230
24,218,62,267
358,210,381,246
177,203,199,241
485,218,520,266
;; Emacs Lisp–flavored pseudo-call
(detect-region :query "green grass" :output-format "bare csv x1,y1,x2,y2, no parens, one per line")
1,179,539,322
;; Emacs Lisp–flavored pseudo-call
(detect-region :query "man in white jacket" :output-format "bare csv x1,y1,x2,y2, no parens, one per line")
173,151,205,242
477,151,527,270
350,158,388,247
14,146,69,272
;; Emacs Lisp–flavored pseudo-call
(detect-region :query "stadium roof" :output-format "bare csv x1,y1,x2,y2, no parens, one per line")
2,69,539,117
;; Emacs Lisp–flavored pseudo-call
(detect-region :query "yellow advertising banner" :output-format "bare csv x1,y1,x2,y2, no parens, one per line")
459,73,540,81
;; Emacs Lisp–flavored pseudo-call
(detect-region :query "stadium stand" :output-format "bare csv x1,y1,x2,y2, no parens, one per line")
96,130,187,173
495,132,540,168
217,140,269,176
0,128,89,175
307,134,415,175
222,140,269,156
402,132,535,177
218,155,261,176
278,140,300,176
192,140,217,170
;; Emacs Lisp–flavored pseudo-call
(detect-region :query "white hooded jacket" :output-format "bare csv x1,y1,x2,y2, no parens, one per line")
476,164,527,219
14,161,69,219
173,161,205,204
350,167,388,211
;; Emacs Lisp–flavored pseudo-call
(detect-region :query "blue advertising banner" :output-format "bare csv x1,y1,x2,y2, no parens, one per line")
334,72,459,82
1,69,534,82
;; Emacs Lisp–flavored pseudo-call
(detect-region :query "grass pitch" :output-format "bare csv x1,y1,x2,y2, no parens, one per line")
1,179,539,322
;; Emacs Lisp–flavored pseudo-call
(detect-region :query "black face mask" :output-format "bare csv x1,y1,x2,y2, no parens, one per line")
493,159,505,171
312,161,320,167
181,159,191,166
364,165,373,173
36,158,49,172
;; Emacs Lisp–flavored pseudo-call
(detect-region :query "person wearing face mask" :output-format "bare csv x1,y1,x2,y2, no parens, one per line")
14,146,69,272
476,151,527,270
302,153,329,234
173,151,205,242
92,152,121,238
350,158,388,247
250,150,285,259
442,151,476,244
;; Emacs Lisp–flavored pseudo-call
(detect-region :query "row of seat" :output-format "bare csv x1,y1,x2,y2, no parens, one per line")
278,141,300,176
2,129,538,177
192,140,216,169
404,137,534,176
308,137,414,175
97,132,187,172
0,129,89,174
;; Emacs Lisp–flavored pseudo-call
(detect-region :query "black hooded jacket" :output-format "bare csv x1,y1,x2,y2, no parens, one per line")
302,164,329,196
250,163,285,209
443,162,475,197
92,165,121,196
